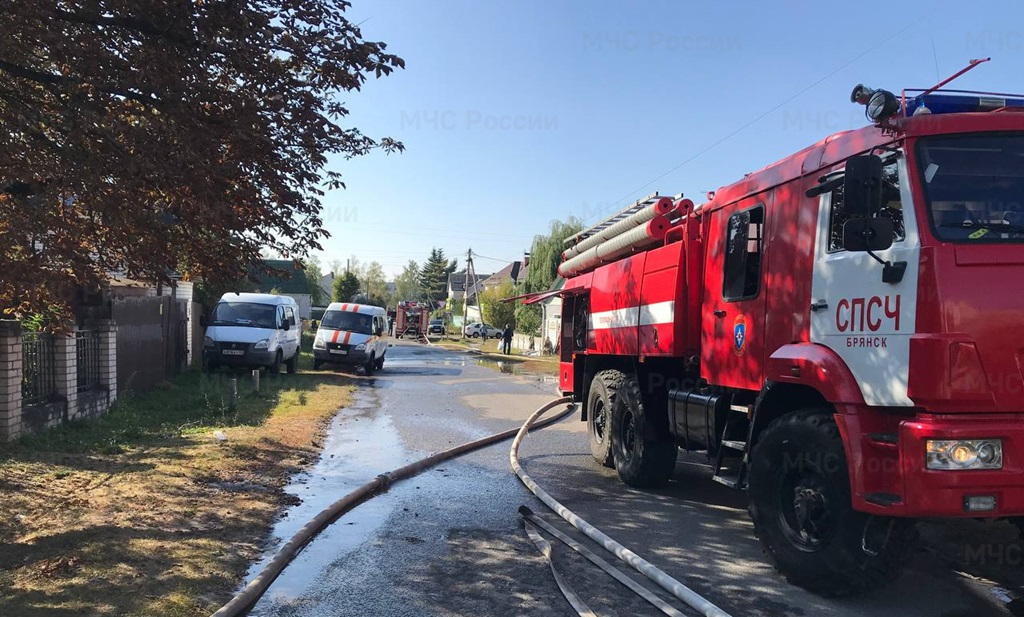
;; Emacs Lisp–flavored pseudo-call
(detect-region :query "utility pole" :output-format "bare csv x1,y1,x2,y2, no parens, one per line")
463,248,473,337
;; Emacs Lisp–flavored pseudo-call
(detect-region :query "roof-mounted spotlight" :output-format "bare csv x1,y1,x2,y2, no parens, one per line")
850,84,876,105
851,84,900,122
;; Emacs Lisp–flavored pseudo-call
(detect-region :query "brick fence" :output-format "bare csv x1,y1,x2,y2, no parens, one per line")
0,319,117,442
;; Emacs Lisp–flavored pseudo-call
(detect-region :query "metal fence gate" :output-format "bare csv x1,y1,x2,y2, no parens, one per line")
111,296,187,393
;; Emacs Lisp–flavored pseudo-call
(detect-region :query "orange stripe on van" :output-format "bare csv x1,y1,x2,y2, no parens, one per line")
341,303,349,312
331,330,340,343
342,331,351,345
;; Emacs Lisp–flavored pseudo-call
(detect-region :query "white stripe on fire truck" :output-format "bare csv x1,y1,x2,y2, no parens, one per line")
638,301,675,326
590,302,675,331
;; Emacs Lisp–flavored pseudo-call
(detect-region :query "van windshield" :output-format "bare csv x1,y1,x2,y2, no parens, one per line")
211,302,278,328
321,310,373,334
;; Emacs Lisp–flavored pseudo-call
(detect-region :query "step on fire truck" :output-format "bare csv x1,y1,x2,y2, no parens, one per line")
395,300,430,340
522,63,1024,596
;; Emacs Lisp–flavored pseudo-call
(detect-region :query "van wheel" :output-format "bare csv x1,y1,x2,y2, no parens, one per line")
205,359,218,374
364,353,375,376
285,352,298,374
269,350,282,375
312,359,322,370
748,409,917,596
374,354,385,371
611,376,676,488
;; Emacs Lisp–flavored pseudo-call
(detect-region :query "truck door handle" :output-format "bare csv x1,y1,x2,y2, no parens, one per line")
713,310,726,317
810,300,829,311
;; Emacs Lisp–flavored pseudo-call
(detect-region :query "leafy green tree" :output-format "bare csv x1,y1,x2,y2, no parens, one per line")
513,217,583,336
393,260,422,304
331,271,360,303
419,248,458,304
364,261,387,303
523,217,584,294
1,1,404,319
515,303,542,336
481,282,517,331
303,256,330,307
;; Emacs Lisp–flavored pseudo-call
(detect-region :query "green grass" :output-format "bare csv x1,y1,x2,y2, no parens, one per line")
11,337,331,457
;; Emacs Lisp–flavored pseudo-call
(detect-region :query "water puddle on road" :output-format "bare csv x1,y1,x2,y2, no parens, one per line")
245,385,411,612
476,358,558,383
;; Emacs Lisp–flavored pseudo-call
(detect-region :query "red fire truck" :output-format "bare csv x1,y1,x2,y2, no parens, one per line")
395,300,430,339
527,67,1024,596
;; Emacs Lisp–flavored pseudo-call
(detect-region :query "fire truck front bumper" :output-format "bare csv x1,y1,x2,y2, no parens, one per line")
890,413,1024,518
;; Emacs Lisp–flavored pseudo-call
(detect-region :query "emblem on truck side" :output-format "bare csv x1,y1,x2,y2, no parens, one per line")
733,314,748,355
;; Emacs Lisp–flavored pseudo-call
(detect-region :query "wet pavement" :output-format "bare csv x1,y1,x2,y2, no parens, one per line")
245,340,1021,617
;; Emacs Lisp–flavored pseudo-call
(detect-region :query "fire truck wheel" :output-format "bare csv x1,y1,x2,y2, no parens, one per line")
611,376,676,488
587,370,625,468
748,409,917,597
364,353,376,376
312,359,322,370
374,354,385,371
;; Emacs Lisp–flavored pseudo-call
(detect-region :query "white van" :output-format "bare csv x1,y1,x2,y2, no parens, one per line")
203,293,301,374
312,303,388,374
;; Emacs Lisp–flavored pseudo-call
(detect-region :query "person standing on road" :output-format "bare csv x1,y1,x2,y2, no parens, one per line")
501,323,513,355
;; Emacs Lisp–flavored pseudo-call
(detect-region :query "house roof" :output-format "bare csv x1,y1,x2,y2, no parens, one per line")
255,259,310,295
481,261,527,287
447,272,492,293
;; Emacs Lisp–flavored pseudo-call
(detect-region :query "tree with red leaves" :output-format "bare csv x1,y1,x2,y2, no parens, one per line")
0,0,404,319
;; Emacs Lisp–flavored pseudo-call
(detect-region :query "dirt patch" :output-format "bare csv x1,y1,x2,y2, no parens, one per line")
0,367,354,617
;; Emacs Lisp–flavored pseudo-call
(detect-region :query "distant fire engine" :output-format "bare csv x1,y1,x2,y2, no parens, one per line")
518,63,1024,595
395,300,429,339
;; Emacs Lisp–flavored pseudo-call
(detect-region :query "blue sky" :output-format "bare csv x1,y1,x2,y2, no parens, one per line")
313,0,1023,277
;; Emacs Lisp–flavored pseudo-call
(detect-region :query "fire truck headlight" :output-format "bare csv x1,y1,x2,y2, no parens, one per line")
926,439,1003,470
355,343,367,351
313,336,326,350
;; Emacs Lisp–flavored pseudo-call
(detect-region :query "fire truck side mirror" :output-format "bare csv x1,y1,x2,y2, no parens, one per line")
843,155,884,217
842,217,894,252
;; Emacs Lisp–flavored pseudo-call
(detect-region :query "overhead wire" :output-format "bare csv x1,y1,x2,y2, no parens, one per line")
582,16,927,223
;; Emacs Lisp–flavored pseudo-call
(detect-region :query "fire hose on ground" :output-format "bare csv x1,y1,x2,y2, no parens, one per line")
211,397,733,617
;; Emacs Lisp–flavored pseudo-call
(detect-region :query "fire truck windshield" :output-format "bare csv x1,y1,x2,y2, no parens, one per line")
918,133,1024,242
321,310,373,334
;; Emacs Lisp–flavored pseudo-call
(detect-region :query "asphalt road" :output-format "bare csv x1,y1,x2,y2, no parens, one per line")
244,340,1022,617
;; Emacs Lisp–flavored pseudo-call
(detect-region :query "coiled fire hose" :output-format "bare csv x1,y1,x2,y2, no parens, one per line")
213,396,732,617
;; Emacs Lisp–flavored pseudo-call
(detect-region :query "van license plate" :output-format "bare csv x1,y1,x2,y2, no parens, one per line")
329,349,347,355
222,350,244,356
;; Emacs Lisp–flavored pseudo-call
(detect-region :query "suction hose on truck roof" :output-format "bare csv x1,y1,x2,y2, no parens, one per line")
213,396,732,617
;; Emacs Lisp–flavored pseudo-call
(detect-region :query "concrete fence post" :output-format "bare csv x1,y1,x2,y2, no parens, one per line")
0,320,24,441
87,318,118,405
53,328,78,423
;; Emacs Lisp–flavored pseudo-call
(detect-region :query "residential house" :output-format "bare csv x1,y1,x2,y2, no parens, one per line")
255,259,313,319
479,258,528,292
319,272,334,306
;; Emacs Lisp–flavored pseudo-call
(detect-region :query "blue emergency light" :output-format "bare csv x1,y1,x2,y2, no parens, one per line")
905,92,1024,116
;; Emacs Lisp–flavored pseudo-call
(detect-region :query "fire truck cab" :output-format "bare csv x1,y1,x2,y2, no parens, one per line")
546,80,1024,595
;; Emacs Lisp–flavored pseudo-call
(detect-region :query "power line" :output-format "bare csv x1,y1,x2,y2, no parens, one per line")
583,16,926,222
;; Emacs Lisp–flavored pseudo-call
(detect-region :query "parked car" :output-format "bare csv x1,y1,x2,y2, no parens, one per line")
202,293,301,374
428,319,445,335
312,303,389,375
464,322,501,338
